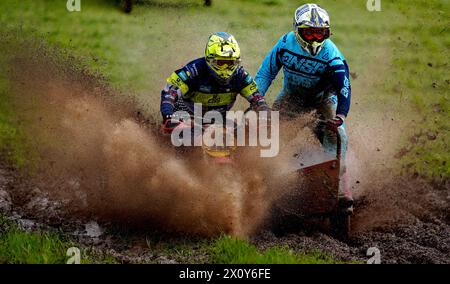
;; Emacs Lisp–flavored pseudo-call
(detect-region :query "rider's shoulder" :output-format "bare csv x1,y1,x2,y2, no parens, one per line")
285,31,297,42
278,31,295,46
272,32,294,48
320,40,346,64
182,57,208,79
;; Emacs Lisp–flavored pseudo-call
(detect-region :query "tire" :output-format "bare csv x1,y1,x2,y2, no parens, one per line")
330,212,351,240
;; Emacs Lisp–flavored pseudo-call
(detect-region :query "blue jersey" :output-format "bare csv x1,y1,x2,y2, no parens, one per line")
255,32,351,117
161,58,260,117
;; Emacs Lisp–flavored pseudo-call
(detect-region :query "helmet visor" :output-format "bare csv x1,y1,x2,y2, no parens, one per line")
210,58,240,70
297,27,330,43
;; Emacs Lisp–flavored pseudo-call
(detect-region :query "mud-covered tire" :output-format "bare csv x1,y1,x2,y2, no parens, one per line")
330,213,351,240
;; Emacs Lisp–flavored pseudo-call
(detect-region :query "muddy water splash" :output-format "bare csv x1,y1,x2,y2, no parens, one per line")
4,37,305,237
3,34,447,240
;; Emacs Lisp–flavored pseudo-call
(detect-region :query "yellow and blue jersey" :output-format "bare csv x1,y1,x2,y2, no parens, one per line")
161,57,259,117
255,31,351,117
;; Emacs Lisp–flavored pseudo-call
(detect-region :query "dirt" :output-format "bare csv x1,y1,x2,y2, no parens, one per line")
0,34,449,264
1,160,449,264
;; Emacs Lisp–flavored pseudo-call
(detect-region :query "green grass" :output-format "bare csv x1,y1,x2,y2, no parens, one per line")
0,230,70,264
0,96,28,167
140,233,350,264
0,0,448,264
380,0,449,179
0,0,447,178
0,216,119,264
0,215,72,264
0,46,29,167
209,235,348,264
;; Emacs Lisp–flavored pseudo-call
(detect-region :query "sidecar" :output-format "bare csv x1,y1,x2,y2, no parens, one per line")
270,127,351,239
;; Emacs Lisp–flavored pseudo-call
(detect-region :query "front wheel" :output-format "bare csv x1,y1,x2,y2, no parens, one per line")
330,212,351,240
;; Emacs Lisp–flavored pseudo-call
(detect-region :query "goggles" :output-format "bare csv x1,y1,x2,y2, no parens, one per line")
210,58,240,70
297,27,330,43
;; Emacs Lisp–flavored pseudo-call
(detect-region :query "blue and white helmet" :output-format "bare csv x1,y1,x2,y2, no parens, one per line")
293,4,331,56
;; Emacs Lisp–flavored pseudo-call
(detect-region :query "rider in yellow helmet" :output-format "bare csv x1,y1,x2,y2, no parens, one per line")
160,32,268,126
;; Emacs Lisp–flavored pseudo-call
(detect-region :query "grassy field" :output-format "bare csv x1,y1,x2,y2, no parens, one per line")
209,235,350,264
0,0,448,177
0,0,448,263
0,216,119,264
0,216,350,264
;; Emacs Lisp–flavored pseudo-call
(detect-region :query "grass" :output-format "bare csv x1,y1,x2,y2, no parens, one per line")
0,0,448,263
0,48,29,167
0,0,447,178
381,0,449,179
0,216,119,264
0,228,70,264
0,97,28,167
0,223,352,264
0,214,70,264
142,233,350,264
209,235,349,264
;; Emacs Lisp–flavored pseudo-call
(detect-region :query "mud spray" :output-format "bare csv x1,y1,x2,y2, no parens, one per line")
2,35,448,240
3,37,301,238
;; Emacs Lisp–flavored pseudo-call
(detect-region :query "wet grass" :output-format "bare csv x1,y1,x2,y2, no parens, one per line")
0,227,70,264
209,235,349,264
140,233,347,264
0,215,67,264
0,216,119,264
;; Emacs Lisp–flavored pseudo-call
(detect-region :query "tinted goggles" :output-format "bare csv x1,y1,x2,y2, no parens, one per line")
297,27,330,43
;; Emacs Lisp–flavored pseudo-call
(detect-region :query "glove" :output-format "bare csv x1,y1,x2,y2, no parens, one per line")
161,114,181,134
250,94,270,112
162,114,173,124
326,115,345,130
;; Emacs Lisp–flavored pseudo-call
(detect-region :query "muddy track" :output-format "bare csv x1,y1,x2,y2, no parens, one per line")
1,161,448,264
0,35,448,264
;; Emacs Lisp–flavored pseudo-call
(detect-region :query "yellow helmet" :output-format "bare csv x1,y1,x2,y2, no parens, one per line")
205,32,241,84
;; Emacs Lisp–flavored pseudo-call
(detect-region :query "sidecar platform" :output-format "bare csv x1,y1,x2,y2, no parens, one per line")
279,151,340,216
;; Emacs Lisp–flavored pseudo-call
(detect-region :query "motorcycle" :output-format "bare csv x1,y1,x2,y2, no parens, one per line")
161,113,351,238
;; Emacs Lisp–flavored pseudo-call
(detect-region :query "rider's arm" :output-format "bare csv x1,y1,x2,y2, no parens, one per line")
328,59,351,118
237,69,267,109
160,69,191,119
254,35,284,96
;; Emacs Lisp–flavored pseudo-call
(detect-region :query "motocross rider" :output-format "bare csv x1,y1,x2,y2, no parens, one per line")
254,3,353,212
160,32,269,129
